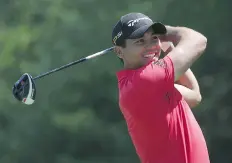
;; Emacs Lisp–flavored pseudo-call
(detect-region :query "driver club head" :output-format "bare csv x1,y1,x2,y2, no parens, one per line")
12,73,36,105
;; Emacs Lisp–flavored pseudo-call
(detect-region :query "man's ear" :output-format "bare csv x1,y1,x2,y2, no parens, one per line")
114,46,123,59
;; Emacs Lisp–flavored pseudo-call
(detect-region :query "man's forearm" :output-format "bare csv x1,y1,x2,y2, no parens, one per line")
176,69,200,92
175,69,202,108
160,27,201,93
174,84,202,108
161,40,202,108
159,25,207,81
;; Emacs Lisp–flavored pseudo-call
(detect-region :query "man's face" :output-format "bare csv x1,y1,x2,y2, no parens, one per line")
119,28,162,69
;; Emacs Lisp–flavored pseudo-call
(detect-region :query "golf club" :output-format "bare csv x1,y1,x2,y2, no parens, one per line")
12,47,114,105
34,47,114,80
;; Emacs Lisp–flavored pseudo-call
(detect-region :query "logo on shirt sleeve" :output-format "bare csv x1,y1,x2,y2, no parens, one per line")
153,59,167,68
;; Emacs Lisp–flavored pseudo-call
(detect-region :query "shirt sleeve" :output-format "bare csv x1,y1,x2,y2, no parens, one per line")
133,56,175,93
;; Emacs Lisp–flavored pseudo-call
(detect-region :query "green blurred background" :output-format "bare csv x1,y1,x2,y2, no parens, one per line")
0,0,231,162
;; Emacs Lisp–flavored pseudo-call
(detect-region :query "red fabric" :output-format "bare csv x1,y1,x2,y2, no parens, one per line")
116,56,210,163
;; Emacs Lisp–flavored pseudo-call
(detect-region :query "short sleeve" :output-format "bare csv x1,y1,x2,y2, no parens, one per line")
133,56,175,93
161,56,175,85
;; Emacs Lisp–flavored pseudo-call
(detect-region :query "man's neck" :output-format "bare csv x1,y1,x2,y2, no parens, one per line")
123,62,147,70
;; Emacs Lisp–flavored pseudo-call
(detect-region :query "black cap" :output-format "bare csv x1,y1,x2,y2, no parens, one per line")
112,13,167,46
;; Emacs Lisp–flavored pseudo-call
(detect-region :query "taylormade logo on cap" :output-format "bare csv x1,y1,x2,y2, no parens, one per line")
112,13,167,46
113,31,122,44
127,17,152,27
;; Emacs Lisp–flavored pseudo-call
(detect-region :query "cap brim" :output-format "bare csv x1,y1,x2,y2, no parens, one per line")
128,22,167,39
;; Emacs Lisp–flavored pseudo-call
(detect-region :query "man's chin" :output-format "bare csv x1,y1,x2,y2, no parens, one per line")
142,55,160,65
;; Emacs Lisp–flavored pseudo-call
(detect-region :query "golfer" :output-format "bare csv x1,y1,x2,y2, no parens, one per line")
112,12,210,163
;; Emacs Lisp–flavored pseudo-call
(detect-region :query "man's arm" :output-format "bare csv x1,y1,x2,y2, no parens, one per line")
176,69,200,92
174,84,201,108
159,26,207,81
175,69,202,108
161,41,202,108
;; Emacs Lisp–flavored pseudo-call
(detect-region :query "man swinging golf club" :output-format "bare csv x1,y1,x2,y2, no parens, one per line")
12,12,210,163
112,13,210,163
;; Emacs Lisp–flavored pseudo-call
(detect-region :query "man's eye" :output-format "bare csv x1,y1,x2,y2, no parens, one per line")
135,39,144,44
152,36,158,40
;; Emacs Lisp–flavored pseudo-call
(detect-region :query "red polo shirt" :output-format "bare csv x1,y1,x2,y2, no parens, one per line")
116,56,210,163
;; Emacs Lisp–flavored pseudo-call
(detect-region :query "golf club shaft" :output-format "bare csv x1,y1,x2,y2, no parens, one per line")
33,47,114,80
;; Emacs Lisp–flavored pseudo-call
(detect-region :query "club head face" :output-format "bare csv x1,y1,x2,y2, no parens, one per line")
12,73,36,105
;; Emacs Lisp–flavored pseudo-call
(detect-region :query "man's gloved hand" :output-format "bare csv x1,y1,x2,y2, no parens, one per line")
12,73,36,105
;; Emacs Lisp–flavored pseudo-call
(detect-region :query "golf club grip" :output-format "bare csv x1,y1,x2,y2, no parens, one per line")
32,47,114,80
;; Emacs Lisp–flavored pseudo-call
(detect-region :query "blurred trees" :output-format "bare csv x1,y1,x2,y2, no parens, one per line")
0,0,231,162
